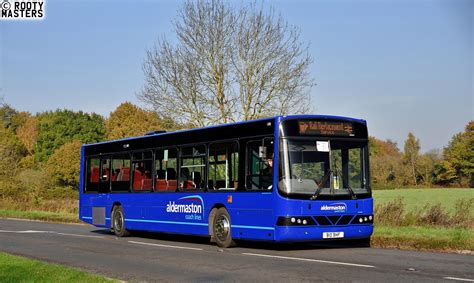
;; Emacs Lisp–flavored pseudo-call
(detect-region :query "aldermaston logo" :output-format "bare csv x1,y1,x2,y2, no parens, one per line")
320,202,347,213
166,195,204,220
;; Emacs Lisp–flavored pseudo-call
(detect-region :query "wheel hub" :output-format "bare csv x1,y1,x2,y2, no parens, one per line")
215,215,230,242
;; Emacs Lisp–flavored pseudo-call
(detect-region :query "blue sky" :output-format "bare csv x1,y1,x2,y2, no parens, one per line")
0,0,472,152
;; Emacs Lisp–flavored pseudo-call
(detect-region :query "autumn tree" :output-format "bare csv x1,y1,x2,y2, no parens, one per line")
45,140,82,188
437,121,474,187
16,116,39,155
369,137,404,186
35,110,105,162
105,102,179,140
140,0,314,127
403,133,421,186
0,121,26,177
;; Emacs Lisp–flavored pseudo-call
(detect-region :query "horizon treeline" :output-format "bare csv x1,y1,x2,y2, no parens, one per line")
0,100,472,201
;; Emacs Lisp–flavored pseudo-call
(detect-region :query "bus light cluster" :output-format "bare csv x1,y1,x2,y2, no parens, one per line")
351,215,373,224
277,216,316,226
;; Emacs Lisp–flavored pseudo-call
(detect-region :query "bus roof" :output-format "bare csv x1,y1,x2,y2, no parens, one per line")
84,114,366,147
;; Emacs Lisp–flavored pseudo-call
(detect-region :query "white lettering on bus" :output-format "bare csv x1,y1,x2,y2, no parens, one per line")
166,201,202,214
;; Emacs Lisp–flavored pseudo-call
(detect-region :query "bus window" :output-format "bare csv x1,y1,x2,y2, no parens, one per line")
99,157,111,193
246,138,274,190
86,157,100,192
111,153,131,192
180,145,206,191
209,142,239,190
155,148,178,192
132,151,153,192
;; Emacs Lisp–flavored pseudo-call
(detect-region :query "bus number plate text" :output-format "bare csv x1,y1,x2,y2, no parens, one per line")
323,232,344,239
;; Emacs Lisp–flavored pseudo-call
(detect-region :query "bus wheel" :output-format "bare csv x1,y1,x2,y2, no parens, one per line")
213,208,235,248
112,206,130,237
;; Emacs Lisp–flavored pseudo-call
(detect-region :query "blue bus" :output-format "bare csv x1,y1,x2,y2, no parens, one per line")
79,115,373,248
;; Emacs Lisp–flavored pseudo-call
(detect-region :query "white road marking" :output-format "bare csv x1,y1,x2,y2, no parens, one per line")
242,253,375,268
0,230,104,239
444,277,474,282
56,232,104,239
0,230,52,233
128,240,203,251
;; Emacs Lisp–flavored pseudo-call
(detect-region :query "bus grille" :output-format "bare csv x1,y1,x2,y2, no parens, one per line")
314,215,355,226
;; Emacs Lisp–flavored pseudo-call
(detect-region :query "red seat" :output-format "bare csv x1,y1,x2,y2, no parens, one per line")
142,178,152,190
156,179,167,191
167,180,177,191
122,167,130,181
90,167,99,183
133,170,143,191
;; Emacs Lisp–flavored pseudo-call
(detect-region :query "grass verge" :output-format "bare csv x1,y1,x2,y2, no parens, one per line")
0,252,117,282
372,225,473,253
0,210,78,223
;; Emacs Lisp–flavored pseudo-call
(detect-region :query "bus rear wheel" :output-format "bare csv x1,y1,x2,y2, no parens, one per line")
112,206,130,237
213,208,235,248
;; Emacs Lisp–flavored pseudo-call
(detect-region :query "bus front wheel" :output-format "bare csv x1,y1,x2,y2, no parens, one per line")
213,208,235,248
112,206,130,237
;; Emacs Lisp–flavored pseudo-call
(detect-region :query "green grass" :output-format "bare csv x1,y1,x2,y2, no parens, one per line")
0,252,117,282
372,225,474,252
373,188,474,216
0,210,78,223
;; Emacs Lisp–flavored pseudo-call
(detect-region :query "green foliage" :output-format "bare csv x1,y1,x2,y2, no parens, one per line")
35,109,105,162
45,140,82,188
0,121,27,176
0,252,117,282
0,100,17,129
105,102,180,140
437,121,474,187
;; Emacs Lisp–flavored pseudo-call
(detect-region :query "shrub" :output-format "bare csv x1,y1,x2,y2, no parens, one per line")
374,197,405,226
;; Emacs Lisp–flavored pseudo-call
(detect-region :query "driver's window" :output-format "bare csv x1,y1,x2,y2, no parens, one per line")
246,138,274,190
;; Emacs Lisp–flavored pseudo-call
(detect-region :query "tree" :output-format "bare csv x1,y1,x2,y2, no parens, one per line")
0,121,26,176
16,116,39,155
403,133,421,186
0,98,17,130
105,102,179,140
369,137,404,186
45,140,82,188
35,110,105,162
140,0,314,127
437,121,474,187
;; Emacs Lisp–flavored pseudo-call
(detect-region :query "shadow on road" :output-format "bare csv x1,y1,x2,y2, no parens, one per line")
90,228,370,251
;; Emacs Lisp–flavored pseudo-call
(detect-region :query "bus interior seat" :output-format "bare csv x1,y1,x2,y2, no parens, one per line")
122,167,130,181
142,178,152,190
90,167,99,183
156,179,168,191
133,170,143,190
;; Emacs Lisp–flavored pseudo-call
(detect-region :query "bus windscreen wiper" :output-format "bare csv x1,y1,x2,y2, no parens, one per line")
334,169,357,200
310,170,332,200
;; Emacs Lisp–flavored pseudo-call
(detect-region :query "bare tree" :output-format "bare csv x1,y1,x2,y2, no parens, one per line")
139,0,314,127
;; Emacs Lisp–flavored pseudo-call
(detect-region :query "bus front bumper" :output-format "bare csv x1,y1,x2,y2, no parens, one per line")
274,225,373,242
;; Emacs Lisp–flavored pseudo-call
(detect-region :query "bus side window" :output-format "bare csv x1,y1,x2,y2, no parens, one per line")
154,148,178,192
86,157,100,192
246,138,274,190
208,142,239,191
131,151,153,192
180,145,206,191
111,153,131,192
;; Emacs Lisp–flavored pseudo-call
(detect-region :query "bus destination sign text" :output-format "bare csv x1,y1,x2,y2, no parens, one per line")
298,121,354,136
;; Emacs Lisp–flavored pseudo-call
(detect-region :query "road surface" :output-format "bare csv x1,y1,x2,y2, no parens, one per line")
0,218,472,282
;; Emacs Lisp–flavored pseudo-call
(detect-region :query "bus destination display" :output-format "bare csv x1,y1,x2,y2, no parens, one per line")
298,121,355,136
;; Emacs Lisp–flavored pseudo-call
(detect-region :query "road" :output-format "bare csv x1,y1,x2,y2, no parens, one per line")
0,218,472,282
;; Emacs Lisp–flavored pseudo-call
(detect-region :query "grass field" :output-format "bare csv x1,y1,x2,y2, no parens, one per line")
373,188,474,216
0,210,78,223
372,225,473,252
0,252,117,282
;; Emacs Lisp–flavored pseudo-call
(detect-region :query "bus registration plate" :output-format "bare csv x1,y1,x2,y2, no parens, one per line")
323,232,344,239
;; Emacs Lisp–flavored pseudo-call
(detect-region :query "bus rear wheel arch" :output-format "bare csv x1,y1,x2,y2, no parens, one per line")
211,207,235,248
112,205,130,237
